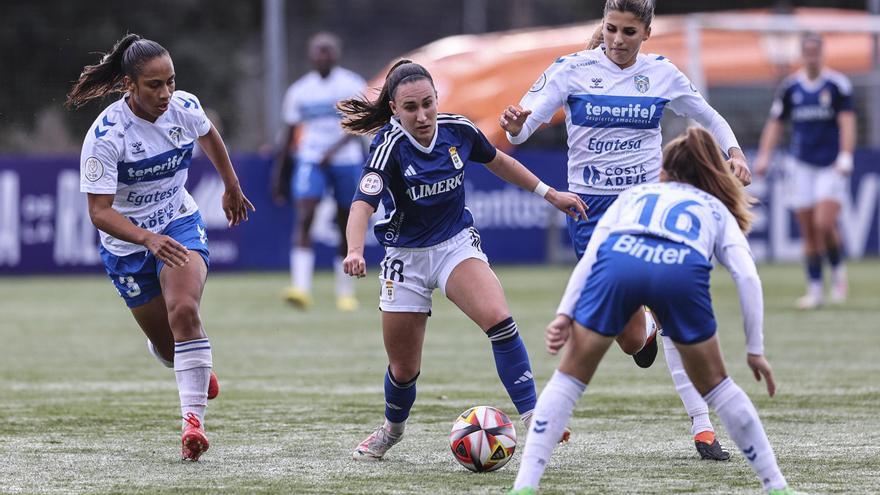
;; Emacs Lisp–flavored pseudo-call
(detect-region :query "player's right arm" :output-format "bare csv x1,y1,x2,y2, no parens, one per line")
755,84,791,177
342,200,373,278
271,84,302,205
86,194,190,268
502,59,568,145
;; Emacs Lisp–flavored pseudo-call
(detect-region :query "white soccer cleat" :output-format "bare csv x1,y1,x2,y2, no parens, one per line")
796,292,823,310
829,270,848,305
352,425,403,461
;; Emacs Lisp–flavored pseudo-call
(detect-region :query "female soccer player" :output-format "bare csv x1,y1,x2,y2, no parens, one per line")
508,127,803,495
755,33,855,310
66,34,254,461
500,0,748,460
338,60,587,460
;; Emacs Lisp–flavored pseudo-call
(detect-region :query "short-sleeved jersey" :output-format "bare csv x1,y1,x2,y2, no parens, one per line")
281,66,366,165
519,48,715,194
596,182,750,262
352,113,497,247
79,90,212,256
770,69,853,167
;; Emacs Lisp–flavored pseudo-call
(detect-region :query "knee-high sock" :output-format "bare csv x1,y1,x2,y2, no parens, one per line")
334,256,355,298
291,247,315,292
384,366,418,434
661,335,713,435
174,338,212,427
513,370,586,491
704,377,787,491
487,317,536,415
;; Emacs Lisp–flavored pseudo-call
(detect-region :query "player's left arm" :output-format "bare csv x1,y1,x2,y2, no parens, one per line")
484,149,587,221
197,125,255,227
835,110,856,175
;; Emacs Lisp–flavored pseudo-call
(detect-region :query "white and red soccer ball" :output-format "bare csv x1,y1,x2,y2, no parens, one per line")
450,405,517,472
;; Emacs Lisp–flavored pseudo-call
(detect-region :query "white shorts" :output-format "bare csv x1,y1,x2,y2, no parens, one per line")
378,227,489,313
786,157,848,210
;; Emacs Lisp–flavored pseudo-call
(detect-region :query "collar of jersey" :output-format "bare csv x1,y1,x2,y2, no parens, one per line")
120,93,165,125
389,116,438,153
597,48,646,74
796,68,830,92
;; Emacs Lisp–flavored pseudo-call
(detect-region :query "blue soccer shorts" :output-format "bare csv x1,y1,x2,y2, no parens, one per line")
292,160,362,207
565,193,619,259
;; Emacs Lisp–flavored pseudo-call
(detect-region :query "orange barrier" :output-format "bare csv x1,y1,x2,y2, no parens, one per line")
368,8,877,147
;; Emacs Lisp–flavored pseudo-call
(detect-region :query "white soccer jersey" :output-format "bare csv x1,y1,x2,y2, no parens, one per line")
281,66,366,165
512,48,739,194
597,182,750,261
79,90,212,256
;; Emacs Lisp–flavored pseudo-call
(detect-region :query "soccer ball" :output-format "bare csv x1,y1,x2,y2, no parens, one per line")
449,405,517,472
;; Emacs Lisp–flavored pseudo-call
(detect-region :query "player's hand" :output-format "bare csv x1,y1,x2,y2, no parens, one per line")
223,183,256,227
343,252,366,278
753,154,771,178
747,353,777,397
728,156,752,186
833,152,853,176
546,189,588,221
546,315,573,355
144,233,190,268
500,105,532,137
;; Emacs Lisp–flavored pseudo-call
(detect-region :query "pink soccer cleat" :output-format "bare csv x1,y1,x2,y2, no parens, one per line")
181,412,210,461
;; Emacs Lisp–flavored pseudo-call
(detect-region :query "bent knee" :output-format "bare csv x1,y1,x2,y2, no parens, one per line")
167,300,202,330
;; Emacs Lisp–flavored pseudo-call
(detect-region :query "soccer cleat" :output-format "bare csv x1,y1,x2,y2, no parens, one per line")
336,295,359,312
795,293,823,310
282,287,312,310
768,487,809,495
352,424,403,460
207,371,219,400
181,413,209,461
694,430,730,461
632,329,658,368
507,488,537,495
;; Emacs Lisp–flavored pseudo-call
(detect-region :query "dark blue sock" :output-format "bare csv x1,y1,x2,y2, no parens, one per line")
384,366,418,424
826,244,842,268
487,317,537,415
806,254,823,282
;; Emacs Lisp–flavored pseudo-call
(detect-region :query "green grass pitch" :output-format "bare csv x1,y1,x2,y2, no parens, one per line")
1,262,878,494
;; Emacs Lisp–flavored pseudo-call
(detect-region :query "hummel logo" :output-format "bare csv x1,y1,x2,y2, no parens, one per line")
533,419,548,434
513,370,533,384
404,164,417,177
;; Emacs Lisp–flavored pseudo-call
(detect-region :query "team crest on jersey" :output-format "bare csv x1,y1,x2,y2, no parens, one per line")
449,147,464,169
819,89,831,107
529,73,547,93
359,172,383,195
634,75,650,94
84,156,104,182
168,126,183,146
792,91,803,105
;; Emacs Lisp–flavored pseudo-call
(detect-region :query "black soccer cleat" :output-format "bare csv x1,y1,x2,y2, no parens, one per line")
695,437,731,461
632,331,658,368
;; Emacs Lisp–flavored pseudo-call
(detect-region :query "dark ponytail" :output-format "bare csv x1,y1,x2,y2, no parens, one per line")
338,59,434,135
65,34,169,109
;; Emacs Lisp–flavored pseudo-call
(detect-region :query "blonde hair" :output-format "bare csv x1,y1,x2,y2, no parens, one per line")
662,127,757,232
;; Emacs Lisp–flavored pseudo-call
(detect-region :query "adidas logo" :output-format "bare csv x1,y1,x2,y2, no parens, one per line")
404,164,417,177
513,370,533,384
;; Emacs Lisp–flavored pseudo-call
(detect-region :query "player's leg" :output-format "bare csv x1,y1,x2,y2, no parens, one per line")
331,164,361,311
814,169,847,303
130,296,175,366
512,323,615,492
444,256,537,423
675,336,789,492
616,307,659,369
353,311,428,460
794,207,823,309
284,161,323,309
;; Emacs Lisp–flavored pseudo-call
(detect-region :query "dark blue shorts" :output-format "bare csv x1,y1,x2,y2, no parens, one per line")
565,193,619,259
100,212,210,308
572,233,717,345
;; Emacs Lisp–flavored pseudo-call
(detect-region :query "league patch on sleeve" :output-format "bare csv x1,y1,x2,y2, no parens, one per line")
359,172,383,195
84,156,104,182
529,73,547,93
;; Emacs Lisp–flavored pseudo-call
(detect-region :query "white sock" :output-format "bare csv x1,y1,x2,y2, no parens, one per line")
807,280,823,298
520,409,534,428
291,247,315,292
704,377,787,491
334,256,354,298
146,339,174,368
644,309,658,341
514,370,585,491
661,335,713,436
174,338,213,427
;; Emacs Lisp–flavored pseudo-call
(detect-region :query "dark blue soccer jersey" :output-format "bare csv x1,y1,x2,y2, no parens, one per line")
352,113,497,247
771,70,853,167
